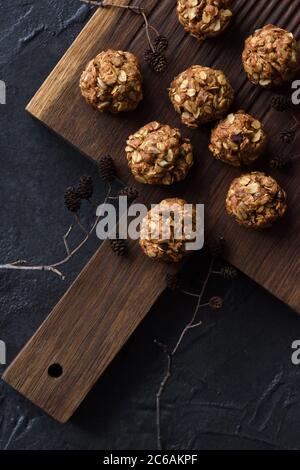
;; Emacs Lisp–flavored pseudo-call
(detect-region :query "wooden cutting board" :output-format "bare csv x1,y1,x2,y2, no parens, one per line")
3,0,300,422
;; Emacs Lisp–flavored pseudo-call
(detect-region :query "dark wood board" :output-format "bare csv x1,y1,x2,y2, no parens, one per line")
3,0,300,422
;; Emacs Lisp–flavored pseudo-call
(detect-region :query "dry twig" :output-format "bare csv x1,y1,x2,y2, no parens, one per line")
80,0,160,52
0,184,112,280
155,258,218,450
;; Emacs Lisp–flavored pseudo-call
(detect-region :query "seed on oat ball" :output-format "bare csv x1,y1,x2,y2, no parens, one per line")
169,65,234,128
177,0,233,43
79,49,143,113
242,24,300,87
226,172,287,229
139,198,197,262
209,111,267,167
126,121,193,185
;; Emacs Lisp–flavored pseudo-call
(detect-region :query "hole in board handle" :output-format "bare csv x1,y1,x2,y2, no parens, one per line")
48,363,63,378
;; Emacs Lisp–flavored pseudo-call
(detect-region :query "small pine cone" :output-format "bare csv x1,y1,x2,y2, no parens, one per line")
119,186,139,202
209,296,223,310
166,273,179,291
110,238,127,256
98,155,116,182
144,48,154,64
271,94,289,112
150,53,168,74
154,35,169,53
220,265,238,280
209,236,226,258
269,155,291,169
77,175,93,200
280,129,296,144
64,187,81,213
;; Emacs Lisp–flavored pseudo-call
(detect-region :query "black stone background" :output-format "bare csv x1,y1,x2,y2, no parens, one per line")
0,0,299,451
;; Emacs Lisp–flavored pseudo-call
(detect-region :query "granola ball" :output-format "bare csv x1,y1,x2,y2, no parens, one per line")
126,122,193,185
226,172,287,229
169,65,234,128
140,198,197,262
209,111,267,166
177,0,233,43
79,49,143,113
242,25,300,88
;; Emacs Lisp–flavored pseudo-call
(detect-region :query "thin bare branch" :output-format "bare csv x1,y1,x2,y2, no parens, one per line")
180,289,200,298
81,0,104,6
80,0,156,51
156,352,172,450
10,260,28,266
141,9,155,52
155,257,215,450
188,321,203,329
0,263,65,279
75,214,88,235
172,258,214,356
0,184,113,279
63,225,73,256
81,0,142,12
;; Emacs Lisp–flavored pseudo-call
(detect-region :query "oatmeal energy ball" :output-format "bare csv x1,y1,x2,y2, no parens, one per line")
140,198,197,262
80,49,143,113
169,65,234,128
226,172,287,229
243,25,300,87
177,0,233,42
126,122,193,185
209,111,267,166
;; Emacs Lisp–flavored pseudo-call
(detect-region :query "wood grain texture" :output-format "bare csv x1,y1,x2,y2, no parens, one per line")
3,0,300,422
4,236,175,423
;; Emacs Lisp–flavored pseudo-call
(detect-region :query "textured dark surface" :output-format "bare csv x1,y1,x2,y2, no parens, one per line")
0,0,300,451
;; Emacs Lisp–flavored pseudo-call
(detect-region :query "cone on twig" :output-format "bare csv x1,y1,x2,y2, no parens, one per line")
98,155,116,182
119,186,139,202
209,296,223,310
144,48,154,64
220,265,238,279
110,238,127,256
271,94,289,112
151,53,168,73
77,175,94,200
64,187,81,213
144,50,168,73
154,35,169,53
269,154,291,169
